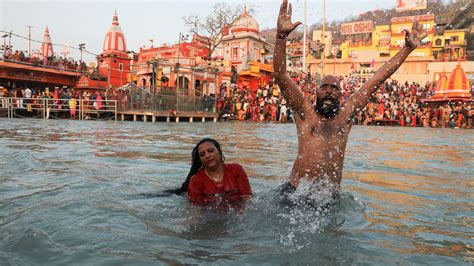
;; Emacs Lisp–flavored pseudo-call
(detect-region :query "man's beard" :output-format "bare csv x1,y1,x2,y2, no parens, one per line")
315,96,340,118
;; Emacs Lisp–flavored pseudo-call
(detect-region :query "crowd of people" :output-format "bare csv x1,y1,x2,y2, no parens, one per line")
216,72,473,129
4,50,88,72
0,86,108,119
1,72,472,127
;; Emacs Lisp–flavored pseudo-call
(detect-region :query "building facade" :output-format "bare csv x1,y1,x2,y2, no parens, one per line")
309,13,472,85
136,35,222,96
97,11,130,89
212,7,271,74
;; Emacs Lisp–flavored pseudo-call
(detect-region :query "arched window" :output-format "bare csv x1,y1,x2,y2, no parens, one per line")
175,76,189,96
435,38,442,46
194,79,202,97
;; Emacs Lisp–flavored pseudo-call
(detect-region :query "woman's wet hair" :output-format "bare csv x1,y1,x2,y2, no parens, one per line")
152,138,224,197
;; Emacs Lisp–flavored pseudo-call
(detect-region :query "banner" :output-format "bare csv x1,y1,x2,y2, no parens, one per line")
378,36,391,48
391,14,434,23
396,0,427,12
340,21,373,35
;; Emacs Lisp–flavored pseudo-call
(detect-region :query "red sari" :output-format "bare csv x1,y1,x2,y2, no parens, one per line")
188,163,252,205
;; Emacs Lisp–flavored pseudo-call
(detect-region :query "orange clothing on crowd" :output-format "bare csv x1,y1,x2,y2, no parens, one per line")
378,102,385,116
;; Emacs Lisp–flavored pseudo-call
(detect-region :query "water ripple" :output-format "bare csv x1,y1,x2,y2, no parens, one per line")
0,119,472,264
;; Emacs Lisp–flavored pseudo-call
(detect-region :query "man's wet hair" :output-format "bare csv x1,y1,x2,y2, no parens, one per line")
149,138,225,197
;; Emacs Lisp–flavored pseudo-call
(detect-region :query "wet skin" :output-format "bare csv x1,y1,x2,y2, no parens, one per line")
198,141,224,181
273,0,427,188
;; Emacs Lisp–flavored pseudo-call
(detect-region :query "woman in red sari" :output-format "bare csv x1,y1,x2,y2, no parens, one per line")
161,138,252,206
187,138,252,205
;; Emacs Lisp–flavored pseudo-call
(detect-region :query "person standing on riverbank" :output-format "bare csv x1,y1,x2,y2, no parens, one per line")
273,0,427,194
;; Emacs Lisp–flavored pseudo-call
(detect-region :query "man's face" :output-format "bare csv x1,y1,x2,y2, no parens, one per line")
316,76,342,118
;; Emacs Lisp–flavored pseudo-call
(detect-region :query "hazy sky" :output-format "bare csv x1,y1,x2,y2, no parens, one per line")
1,0,396,63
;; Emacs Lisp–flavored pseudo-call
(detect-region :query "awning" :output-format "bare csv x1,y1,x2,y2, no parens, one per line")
239,71,261,78
421,97,472,103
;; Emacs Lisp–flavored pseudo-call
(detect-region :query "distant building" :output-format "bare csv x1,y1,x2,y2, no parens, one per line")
212,6,273,91
40,26,53,59
432,23,468,61
285,38,310,72
136,35,220,96
308,13,473,85
213,6,270,73
97,11,130,89
312,30,333,58
389,14,435,58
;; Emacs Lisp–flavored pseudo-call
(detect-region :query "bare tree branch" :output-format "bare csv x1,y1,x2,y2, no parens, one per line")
183,3,243,58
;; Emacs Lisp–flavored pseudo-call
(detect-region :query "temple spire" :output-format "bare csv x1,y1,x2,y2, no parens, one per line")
40,25,53,58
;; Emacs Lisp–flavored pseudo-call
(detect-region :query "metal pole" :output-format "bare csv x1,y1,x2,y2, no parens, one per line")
2,34,7,55
26,25,33,56
79,43,86,63
8,31,12,57
107,57,111,91
191,69,195,111
152,61,157,94
176,33,180,112
322,0,326,76
151,60,156,111
303,0,307,72
8,98,11,118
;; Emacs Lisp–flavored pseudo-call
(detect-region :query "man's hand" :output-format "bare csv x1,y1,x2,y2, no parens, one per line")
403,20,428,49
277,0,302,38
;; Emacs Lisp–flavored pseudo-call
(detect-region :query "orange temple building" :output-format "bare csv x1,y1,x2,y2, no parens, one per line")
426,63,472,103
97,11,130,89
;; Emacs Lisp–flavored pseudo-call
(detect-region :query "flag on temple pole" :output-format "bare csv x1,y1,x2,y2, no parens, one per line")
370,59,375,67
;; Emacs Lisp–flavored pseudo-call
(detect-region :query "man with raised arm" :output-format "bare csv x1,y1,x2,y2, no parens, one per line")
273,0,427,194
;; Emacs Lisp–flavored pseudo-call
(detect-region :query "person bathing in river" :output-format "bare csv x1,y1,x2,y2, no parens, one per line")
164,138,252,205
273,0,427,196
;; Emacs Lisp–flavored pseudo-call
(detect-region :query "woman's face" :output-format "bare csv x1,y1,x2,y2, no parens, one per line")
197,142,222,171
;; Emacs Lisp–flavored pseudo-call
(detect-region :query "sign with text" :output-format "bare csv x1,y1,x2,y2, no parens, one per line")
396,0,427,12
340,21,373,35
391,14,435,23
378,36,391,48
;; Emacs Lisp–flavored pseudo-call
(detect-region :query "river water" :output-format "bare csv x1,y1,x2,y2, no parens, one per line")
0,119,472,265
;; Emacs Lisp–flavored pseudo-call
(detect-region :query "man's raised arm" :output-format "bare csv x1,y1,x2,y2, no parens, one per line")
341,21,427,118
273,0,304,113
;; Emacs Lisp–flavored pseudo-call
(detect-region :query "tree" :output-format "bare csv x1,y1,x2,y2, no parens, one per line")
183,3,243,58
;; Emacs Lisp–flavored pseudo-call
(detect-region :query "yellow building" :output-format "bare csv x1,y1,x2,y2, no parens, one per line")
389,14,435,58
374,25,391,58
339,14,439,60
432,28,468,61
340,25,392,60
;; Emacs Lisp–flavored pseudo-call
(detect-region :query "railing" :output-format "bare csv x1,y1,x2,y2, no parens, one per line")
114,94,216,113
112,86,217,113
1,57,87,73
0,97,117,120
0,93,217,120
